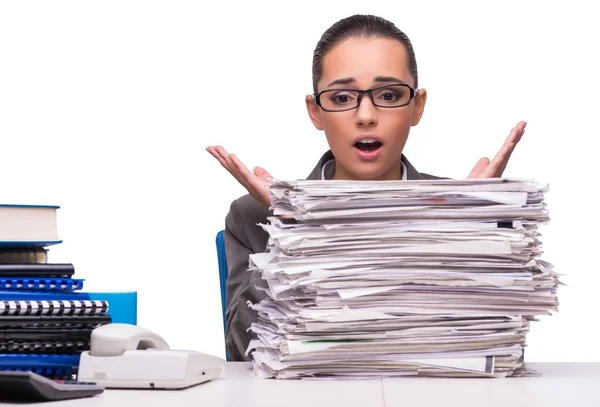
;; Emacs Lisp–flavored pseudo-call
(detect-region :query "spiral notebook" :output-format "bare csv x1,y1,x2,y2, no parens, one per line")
0,339,89,354
0,314,111,330
0,278,84,292
0,291,137,325
0,300,108,317
0,328,95,341
0,264,75,278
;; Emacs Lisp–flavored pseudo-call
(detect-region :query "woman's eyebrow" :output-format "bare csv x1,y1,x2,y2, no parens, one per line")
327,76,406,88
327,77,355,87
374,76,405,84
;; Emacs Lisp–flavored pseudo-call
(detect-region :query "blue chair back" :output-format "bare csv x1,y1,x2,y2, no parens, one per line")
215,230,231,361
215,230,228,337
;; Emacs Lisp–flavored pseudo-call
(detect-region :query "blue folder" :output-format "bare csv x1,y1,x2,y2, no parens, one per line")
89,292,137,325
0,291,91,301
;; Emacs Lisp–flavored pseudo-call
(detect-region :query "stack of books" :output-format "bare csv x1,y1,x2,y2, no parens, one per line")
0,204,112,379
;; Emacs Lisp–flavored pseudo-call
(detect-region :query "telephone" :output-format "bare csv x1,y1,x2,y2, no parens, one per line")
77,323,225,389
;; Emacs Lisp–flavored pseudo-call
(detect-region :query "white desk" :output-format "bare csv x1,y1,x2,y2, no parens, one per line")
382,363,600,407
2,363,599,406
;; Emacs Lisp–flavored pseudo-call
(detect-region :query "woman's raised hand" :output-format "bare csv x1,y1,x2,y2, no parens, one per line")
467,121,527,178
206,146,273,208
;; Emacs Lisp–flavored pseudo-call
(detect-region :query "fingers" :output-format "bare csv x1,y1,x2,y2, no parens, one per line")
513,121,527,142
482,143,512,178
486,121,526,177
490,124,519,164
206,146,232,174
253,166,274,182
496,142,518,176
206,145,270,196
206,146,245,185
206,146,272,207
229,157,273,207
228,153,265,190
467,157,490,178
500,121,525,153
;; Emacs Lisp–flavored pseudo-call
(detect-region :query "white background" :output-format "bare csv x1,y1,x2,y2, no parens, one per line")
1,1,598,362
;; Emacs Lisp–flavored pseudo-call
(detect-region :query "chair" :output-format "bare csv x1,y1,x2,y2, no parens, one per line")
215,230,230,361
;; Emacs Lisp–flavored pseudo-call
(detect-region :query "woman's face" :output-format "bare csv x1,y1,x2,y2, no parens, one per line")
306,36,427,181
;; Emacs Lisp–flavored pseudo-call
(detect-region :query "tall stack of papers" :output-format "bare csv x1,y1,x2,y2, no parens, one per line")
246,178,559,379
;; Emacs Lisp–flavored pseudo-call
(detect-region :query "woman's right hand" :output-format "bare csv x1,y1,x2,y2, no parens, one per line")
206,146,274,208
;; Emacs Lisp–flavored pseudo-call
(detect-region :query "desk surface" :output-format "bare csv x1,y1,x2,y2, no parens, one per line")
1,363,599,407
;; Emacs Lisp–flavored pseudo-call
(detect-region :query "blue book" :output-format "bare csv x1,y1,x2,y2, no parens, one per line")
0,241,62,249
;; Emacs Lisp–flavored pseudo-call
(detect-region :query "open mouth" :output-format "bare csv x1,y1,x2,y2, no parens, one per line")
354,139,383,152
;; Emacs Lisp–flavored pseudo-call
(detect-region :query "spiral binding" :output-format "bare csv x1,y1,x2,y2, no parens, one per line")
0,278,84,292
0,300,108,317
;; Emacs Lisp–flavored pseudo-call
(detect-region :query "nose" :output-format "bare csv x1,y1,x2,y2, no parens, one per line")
355,93,378,128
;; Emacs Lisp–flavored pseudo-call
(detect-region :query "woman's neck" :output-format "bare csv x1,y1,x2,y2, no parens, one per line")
332,160,403,181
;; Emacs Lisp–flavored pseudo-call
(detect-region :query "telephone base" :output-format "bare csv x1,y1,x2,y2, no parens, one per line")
77,349,225,389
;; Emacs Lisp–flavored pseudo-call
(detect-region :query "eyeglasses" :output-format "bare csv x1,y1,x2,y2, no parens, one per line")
314,84,418,112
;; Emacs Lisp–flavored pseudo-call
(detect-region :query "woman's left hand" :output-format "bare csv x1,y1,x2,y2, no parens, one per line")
467,121,527,178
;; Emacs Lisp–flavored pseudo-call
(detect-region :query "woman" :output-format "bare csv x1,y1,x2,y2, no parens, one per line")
206,14,526,361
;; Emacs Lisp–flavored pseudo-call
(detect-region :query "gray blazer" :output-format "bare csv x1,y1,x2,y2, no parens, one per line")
223,150,442,361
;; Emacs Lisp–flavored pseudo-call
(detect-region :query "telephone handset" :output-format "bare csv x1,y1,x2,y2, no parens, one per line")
89,323,170,356
78,323,225,389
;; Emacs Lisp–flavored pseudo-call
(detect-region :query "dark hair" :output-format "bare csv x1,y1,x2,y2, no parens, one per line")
312,14,418,94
